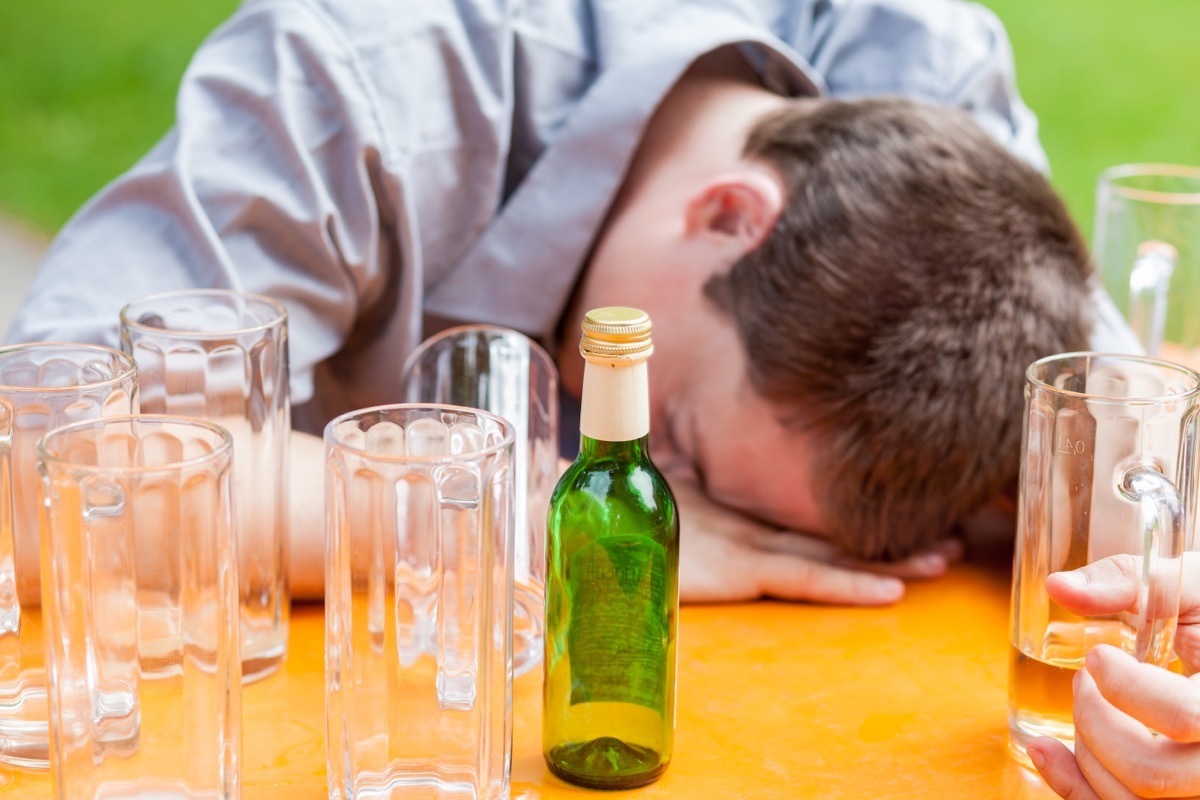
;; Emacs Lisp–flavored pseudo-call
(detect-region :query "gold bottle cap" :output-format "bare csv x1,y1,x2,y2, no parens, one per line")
580,306,654,361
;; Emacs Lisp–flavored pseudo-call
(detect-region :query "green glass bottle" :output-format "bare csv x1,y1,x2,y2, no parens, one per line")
543,306,679,790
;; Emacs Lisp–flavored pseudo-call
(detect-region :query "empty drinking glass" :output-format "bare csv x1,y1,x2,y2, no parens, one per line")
0,343,137,768
402,325,557,677
121,288,290,681
1095,163,1200,363
325,404,515,800
39,415,241,799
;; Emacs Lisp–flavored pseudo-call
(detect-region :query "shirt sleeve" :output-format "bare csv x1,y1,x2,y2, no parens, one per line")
790,0,1048,172
5,0,400,406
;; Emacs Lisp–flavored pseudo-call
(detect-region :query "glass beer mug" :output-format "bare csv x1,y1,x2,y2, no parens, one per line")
1008,352,1195,762
1095,164,1200,363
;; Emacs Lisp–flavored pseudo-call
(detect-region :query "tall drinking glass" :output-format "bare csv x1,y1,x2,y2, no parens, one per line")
1095,164,1200,362
401,325,557,677
38,415,241,799
120,289,289,681
326,404,515,800
0,343,137,768
1008,352,1196,764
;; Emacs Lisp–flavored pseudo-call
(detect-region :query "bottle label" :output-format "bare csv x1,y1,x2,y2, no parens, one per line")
567,534,668,712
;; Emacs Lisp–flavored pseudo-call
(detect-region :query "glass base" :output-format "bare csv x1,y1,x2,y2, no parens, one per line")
333,771,508,799
242,628,288,684
0,680,140,770
546,738,667,790
0,680,49,769
0,728,49,770
1008,711,1074,769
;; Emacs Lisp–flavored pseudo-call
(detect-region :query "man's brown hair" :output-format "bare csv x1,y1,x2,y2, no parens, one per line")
705,96,1093,560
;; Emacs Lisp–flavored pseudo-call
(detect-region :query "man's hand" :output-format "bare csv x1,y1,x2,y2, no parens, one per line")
1027,553,1200,799
293,445,962,606
669,478,961,605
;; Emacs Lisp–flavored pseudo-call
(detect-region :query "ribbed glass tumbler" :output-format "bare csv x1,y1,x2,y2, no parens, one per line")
401,325,558,677
121,288,290,682
325,404,515,800
0,343,137,768
38,415,242,799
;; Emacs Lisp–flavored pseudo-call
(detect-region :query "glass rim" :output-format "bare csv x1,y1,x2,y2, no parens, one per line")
402,323,555,371
0,341,137,395
119,287,288,338
1027,351,1200,403
38,413,234,475
1097,163,1200,205
325,402,517,463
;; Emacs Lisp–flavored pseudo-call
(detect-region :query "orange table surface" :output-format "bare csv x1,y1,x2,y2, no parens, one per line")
0,536,1059,799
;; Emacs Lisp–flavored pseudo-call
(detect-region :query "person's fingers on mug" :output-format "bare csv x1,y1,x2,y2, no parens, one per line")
1026,737,1101,800
1045,554,1141,616
1085,644,1200,743
1176,626,1200,677
1071,734,1140,800
1177,553,1200,620
1049,552,1200,621
1074,660,1200,798
1173,552,1200,674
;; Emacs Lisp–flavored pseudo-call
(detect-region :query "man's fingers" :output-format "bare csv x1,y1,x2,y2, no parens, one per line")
1086,644,1200,743
1071,732,1140,800
834,538,963,580
750,553,904,606
1048,552,1200,620
1075,660,1200,797
745,526,841,560
1027,737,1101,800
1175,625,1200,675
749,529,962,580
1045,555,1140,616
1178,552,1200,624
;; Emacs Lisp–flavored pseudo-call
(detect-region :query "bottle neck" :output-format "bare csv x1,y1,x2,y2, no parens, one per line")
578,434,650,462
579,357,650,444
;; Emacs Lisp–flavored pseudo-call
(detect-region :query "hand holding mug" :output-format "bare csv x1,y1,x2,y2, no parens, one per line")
1028,553,1200,799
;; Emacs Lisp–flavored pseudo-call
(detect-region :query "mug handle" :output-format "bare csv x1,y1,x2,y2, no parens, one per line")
0,408,17,635
1119,464,1184,665
1126,240,1177,357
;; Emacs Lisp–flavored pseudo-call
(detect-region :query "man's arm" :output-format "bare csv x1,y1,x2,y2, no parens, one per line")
287,429,327,599
5,2,394,406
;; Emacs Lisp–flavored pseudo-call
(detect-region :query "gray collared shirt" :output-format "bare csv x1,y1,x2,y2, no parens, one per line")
10,0,1125,431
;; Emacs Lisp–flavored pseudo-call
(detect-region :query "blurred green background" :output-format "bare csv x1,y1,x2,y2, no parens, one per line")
0,1,1197,238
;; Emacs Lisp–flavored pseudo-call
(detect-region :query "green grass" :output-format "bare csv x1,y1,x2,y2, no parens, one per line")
982,0,1200,238
0,2,238,232
0,1,1197,239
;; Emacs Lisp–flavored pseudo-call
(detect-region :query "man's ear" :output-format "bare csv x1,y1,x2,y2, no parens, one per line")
683,168,784,253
